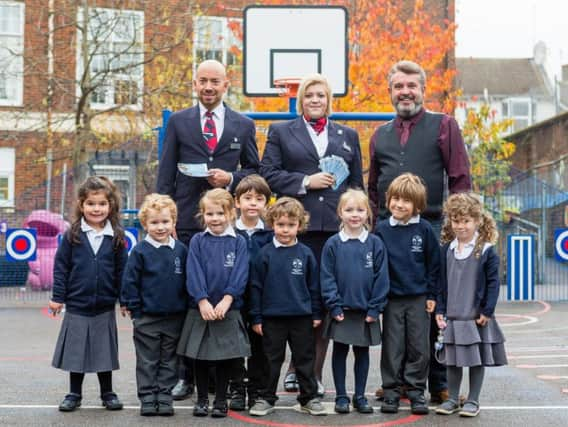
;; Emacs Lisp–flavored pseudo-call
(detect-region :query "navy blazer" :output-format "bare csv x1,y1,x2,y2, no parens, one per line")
157,104,259,230
436,243,500,318
260,118,363,232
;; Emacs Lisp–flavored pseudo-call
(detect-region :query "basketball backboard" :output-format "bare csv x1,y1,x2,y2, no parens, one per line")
243,6,348,97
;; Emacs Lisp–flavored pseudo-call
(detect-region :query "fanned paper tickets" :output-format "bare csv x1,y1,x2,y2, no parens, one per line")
319,155,350,190
177,163,210,177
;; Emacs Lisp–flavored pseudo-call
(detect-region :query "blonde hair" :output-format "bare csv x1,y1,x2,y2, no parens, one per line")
386,173,427,215
296,73,333,116
440,193,498,258
197,188,236,227
337,189,372,230
265,197,310,233
139,193,177,228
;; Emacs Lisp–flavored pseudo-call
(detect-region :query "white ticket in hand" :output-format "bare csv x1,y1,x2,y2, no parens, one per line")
177,163,209,177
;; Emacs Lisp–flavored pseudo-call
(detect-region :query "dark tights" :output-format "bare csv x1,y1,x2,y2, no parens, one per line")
195,359,232,405
70,371,112,396
331,342,370,398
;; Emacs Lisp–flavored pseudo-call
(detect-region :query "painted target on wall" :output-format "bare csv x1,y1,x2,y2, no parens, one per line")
6,228,37,262
554,228,568,262
124,227,138,255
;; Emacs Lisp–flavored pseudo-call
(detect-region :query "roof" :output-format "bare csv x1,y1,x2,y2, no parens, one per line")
456,57,552,98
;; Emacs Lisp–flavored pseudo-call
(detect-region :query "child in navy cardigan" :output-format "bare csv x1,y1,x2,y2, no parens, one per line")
49,176,128,412
229,175,274,411
176,188,250,419
435,193,506,418
121,194,188,416
321,189,389,414
249,197,325,417
375,173,440,415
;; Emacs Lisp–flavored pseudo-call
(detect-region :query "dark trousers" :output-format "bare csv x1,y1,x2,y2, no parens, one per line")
331,342,370,398
133,314,184,400
381,295,430,399
262,316,316,406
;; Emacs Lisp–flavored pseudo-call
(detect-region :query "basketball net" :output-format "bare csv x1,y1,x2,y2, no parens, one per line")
273,77,301,98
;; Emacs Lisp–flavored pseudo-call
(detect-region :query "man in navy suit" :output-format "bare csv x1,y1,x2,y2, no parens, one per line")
157,59,259,244
157,59,259,400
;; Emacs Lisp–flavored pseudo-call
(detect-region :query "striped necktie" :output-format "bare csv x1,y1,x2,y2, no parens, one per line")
203,111,218,152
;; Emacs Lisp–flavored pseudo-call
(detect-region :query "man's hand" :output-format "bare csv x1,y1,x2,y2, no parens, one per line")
313,319,322,328
207,169,232,188
252,324,263,336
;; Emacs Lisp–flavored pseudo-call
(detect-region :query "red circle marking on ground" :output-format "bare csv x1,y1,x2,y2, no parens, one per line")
228,410,423,427
14,237,29,252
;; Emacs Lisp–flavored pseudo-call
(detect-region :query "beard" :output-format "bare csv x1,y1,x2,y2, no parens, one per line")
394,97,423,118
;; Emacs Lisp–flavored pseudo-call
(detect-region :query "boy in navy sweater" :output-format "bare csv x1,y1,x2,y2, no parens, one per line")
121,194,188,416
229,175,274,411
375,173,440,415
249,197,325,417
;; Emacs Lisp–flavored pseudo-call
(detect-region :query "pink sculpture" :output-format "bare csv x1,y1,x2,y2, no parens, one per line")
23,210,69,291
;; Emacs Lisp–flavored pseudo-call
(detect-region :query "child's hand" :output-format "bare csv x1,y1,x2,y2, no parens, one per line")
198,299,217,321
48,300,63,317
476,314,489,327
312,319,322,328
119,306,129,317
214,295,234,320
435,314,447,329
426,299,436,313
334,313,345,322
365,315,377,323
252,324,263,336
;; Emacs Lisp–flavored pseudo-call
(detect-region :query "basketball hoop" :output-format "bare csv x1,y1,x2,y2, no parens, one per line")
274,77,302,98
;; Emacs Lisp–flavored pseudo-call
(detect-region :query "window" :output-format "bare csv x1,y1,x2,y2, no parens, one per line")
93,164,132,209
0,148,15,207
502,97,532,132
0,1,24,106
193,16,241,67
77,7,144,109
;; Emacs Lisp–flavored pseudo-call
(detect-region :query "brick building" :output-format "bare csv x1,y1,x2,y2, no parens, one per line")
0,0,455,230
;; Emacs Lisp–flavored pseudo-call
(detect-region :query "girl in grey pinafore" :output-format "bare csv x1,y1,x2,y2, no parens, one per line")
435,192,507,417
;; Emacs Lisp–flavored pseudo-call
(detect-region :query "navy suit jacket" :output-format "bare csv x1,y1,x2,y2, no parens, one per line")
157,104,259,230
260,117,363,232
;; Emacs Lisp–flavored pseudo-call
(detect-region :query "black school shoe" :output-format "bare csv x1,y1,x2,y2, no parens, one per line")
58,393,82,412
172,379,194,400
193,399,209,417
157,394,175,416
380,398,400,413
353,395,373,414
101,392,123,410
410,394,429,415
140,399,158,416
211,401,229,418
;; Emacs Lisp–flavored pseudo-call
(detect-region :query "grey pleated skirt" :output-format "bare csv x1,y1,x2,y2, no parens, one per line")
322,310,381,347
52,310,119,373
177,309,251,361
441,318,507,367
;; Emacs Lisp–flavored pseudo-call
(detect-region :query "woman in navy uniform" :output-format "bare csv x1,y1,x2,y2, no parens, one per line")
260,73,363,396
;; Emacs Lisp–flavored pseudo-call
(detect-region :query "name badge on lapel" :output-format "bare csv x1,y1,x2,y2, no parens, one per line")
342,142,352,152
230,137,240,150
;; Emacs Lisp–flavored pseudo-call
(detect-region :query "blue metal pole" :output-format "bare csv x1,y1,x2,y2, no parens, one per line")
157,109,172,160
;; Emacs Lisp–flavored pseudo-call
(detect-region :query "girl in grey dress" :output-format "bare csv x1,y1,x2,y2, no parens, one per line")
49,176,128,412
435,193,507,418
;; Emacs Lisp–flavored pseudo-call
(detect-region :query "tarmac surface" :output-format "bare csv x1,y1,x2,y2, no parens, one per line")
1,300,568,426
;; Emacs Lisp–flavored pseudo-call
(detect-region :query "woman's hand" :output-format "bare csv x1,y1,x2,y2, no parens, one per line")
334,313,345,322
312,319,322,328
365,316,377,323
307,172,335,189
252,324,263,336
198,299,217,321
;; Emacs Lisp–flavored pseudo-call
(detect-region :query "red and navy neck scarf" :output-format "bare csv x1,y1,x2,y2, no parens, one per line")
304,115,327,135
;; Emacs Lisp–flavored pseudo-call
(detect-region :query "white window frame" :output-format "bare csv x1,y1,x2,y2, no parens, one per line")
502,97,532,132
0,147,15,207
93,164,131,208
0,1,24,106
76,7,144,110
192,16,241,70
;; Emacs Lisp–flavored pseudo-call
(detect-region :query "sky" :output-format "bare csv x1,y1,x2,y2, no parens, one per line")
455,0,568,79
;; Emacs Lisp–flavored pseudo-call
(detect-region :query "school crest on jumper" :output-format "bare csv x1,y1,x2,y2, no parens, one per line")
174,256,182,274
411,235,423,252
224,252,236,267
291,258,303,275
365,251,373,268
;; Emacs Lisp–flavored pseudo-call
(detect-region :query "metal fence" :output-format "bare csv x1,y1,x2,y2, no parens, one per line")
2,117,568,304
